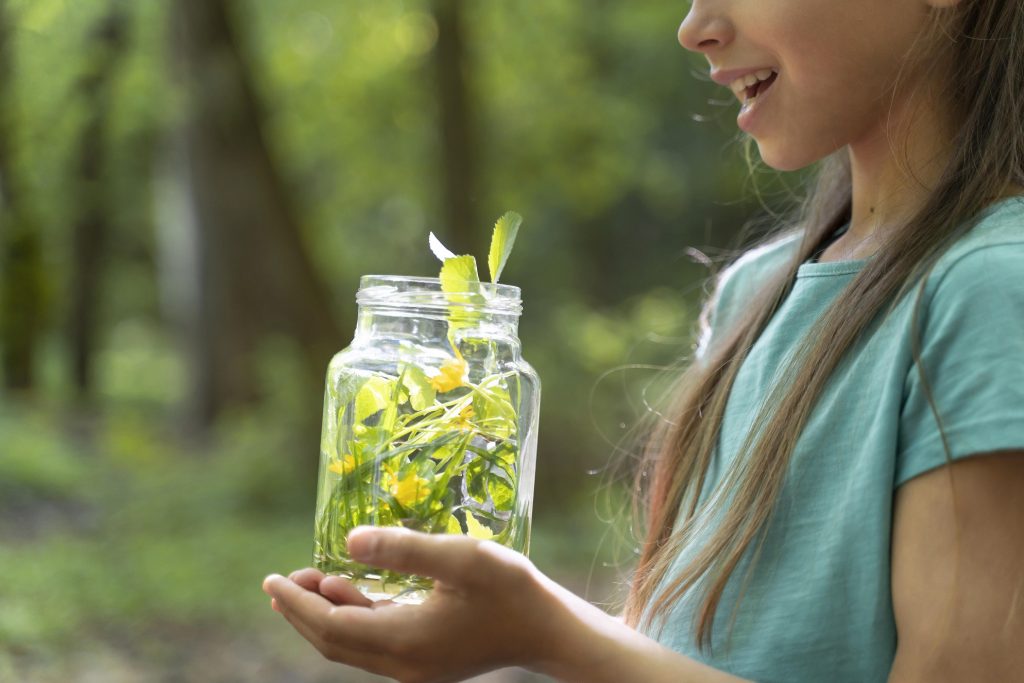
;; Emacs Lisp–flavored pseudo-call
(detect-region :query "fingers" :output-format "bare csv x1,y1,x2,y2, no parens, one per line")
319,575,374,607
277,595,330,648
264,574,398,653
281,568,374,607
347,526,486,587
289,567,326,593
263,574,331,633
275,597,394,676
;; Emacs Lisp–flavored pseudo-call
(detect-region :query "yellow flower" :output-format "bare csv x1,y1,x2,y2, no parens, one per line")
390,473,432,507
327,453,356,475
452,403,475,431
430,354,468,393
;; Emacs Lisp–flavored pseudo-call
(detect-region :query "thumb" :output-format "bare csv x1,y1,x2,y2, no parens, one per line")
348,526,489,587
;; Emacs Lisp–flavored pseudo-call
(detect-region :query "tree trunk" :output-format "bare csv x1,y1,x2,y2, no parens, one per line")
432,0,482,257
67,1,130,402
0,0,44,392
169,0,344,430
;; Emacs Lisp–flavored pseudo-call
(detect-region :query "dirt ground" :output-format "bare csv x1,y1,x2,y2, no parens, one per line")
4,631,555,683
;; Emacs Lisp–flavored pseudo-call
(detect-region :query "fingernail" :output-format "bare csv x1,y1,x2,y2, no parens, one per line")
348,526,377,560
262,574,282,595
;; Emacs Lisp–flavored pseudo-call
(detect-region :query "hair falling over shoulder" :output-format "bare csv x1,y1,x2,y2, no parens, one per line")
622,1,1024,652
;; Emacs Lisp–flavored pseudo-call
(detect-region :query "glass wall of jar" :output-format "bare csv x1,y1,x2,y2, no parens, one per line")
313,275,541,603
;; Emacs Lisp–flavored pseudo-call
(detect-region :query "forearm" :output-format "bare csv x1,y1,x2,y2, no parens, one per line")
529,579,751,683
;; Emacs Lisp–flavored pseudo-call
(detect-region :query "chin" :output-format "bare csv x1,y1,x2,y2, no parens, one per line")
754,141,818,172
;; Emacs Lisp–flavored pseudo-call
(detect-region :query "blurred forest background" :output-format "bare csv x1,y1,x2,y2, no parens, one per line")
0,0,802,681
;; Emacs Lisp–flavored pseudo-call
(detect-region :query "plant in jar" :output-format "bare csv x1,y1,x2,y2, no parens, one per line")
313,212,535,601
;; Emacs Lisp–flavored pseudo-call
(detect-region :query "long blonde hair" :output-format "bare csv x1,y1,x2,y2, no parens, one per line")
623,0,1024,650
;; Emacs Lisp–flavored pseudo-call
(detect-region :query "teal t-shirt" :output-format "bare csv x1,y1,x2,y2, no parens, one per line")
640,196,1024,681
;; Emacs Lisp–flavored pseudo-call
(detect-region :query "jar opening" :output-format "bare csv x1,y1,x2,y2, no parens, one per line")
356,275,522,315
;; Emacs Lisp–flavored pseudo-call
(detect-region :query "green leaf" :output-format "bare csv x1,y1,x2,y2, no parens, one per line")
464,509,494,540
487,211,522,283
439,254,480,293
472,375,517,439
354,376,393,422
430,433,469,470
399,363,437,411
439,255,484,332
487,475,515,512
465,457,488,505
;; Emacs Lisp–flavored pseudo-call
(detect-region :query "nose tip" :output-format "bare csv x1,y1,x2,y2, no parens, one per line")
677,14,732,54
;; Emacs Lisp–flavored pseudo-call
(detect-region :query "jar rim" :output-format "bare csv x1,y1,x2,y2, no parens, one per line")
356,275,522,314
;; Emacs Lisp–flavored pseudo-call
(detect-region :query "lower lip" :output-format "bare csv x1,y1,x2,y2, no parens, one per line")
737,77,778,133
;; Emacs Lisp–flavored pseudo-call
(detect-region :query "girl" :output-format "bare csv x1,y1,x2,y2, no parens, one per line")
263,0,1024,680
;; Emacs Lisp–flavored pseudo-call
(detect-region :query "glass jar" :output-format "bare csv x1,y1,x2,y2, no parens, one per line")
313,275,541,603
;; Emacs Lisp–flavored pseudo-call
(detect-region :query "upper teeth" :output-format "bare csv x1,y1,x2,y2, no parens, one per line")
730,69,777,98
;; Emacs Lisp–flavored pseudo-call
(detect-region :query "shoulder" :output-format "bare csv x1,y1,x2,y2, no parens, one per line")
711,229,802,317
919,197,1024,308
694,229,802,359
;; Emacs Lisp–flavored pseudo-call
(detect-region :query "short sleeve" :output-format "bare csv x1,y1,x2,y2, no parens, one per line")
896,243,1024,487
693,231,803,365
693,287,719,365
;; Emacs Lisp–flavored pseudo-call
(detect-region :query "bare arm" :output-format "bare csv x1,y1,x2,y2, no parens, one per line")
888,450,1024,682
532,580,750,683
263,528,752,683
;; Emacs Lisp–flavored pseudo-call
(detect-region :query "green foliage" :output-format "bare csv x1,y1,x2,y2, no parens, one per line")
354,375,395,423
432,210,522,286
0,411,85,501
487,211,522,284
438,253,480,294
399,362,437,412
0,0,770,673
0,401,312,653
438,253,484,336
314,360,523,594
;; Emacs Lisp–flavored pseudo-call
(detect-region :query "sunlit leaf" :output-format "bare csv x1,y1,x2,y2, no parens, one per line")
487,211,522,283
472,376,517,439
354,376,393,422
400,363,437,410
465,457,488,505
439,254,480,294
439,255,484,332
464,509,494,540
487,475,515,512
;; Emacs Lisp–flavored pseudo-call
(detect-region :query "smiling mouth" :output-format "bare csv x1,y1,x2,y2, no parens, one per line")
744,71,778,104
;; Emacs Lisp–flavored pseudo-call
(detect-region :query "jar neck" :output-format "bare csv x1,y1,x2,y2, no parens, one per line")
353,306,521,348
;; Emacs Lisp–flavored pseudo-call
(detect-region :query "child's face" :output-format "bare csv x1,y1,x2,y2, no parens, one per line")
678,0,947,171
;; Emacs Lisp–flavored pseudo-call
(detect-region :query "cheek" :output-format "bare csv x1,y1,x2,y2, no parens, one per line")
753,66,875,170
777,0,929,112
740,1,930,169
766,0,922,106
782,43,910,146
